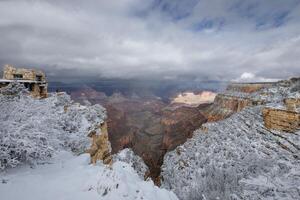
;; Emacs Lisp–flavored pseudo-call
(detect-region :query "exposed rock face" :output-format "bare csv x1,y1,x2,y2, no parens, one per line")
104,95,209,184
161,106,207,151
203,82,288,122
204,94,264,121
262,107,299,132
262,95,300,133
87,122,112,165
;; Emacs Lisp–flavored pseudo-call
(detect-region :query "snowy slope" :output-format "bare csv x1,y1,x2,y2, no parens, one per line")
161,106,300,200
0,151,178,200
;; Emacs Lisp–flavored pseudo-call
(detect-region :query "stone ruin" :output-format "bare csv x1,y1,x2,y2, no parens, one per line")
0,64,48,98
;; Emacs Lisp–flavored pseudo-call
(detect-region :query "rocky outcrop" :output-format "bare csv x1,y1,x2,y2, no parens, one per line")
204,82,284,122
262,96,300,133
87,122,112,165
204,94,265,121
262,107,299,132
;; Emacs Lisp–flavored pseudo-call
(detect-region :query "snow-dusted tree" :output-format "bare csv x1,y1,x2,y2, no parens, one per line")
0,83,106,170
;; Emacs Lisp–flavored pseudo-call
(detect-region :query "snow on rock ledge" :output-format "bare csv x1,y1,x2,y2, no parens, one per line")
0,83,107,170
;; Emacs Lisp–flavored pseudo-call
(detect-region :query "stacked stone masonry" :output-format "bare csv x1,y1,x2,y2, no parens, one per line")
1,64,47,98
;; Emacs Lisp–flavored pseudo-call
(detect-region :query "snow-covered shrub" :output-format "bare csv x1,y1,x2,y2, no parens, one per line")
113,148,149,179
0,83,106,170
161,106,300,200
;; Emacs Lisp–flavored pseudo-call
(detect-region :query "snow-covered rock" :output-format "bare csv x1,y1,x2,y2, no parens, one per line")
113,148,149,179
161,106,300,200
0,83,106,170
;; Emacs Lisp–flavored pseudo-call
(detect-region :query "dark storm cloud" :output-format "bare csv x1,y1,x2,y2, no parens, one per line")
0,0,299,82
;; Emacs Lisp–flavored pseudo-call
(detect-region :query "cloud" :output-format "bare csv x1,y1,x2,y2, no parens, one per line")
0,0,299,82
233,72,280,82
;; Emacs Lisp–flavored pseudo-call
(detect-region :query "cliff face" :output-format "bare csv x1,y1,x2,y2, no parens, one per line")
204,94,264,121
262,95,300,133
262,108,299,133
104,96,209,185
204,82,275,122
161,106,207,151
87,122,112,165
161,78,300,200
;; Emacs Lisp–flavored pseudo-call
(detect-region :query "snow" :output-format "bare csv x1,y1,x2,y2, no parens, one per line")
0,151,178,200
113,148,149,180
161,106,300,200
0,83,106,169
0,84,179,200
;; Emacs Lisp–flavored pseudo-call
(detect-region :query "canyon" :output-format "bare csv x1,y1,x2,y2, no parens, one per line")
1,77,299,200
69,77,300,186
70,88,214,184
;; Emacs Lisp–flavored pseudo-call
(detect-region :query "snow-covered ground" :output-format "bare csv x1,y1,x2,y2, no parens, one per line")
161,106,300,200
0,84,178,200
0,151,178,200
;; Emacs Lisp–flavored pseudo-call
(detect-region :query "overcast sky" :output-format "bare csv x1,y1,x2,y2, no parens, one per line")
0,0,300,82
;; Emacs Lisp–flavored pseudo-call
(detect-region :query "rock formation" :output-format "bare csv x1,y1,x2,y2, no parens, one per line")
262,107,299,132
262,94,300,133
161,106,207,151
87,122,112,165
203,83,273,122
161,78,300,200
103,95,210,184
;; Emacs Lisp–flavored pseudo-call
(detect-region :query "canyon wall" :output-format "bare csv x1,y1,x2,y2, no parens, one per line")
262,96,300,133
204,82,274,121
262,107,299,132
104,96,209,185
161,78,300,200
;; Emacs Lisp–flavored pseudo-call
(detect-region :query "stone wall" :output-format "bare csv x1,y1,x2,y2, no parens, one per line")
2,65,47,98
3,64,46,81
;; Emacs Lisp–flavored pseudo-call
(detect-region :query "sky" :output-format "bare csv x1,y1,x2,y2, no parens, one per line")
0,0,300,82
